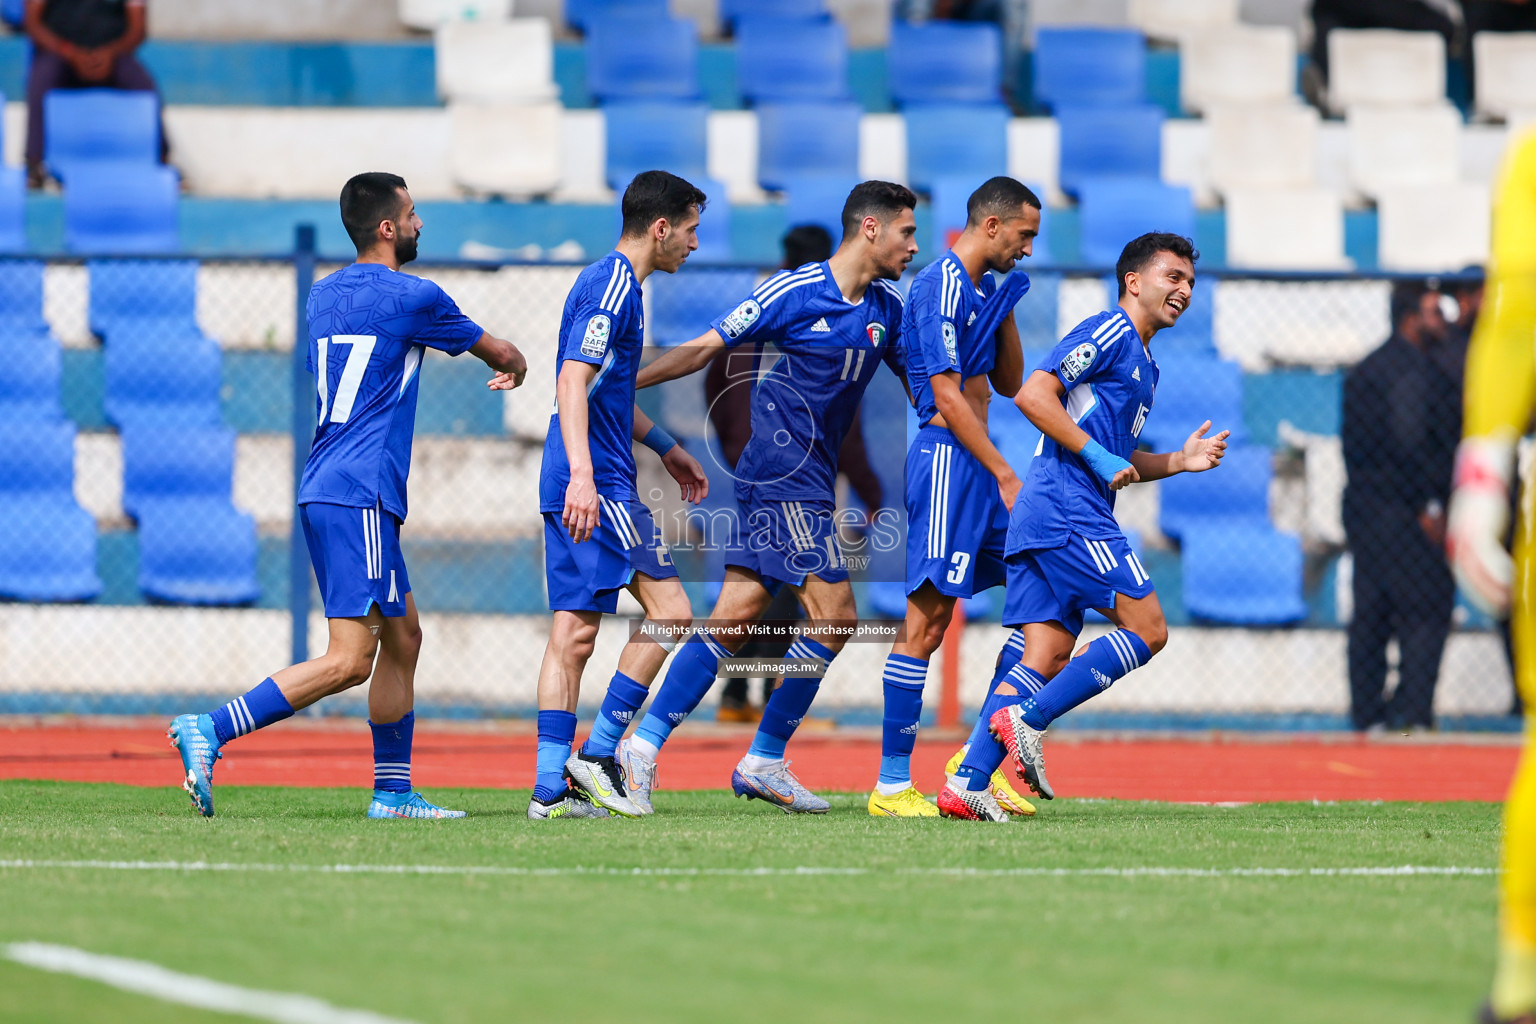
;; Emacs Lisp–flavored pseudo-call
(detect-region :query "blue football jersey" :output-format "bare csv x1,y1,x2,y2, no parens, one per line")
298,263,483,521
902,251,999,426
1007,307,1159,552
709,262,905,502
540,252,644,512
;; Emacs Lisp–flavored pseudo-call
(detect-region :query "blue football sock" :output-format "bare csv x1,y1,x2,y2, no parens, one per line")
634,630,730,751
582,671,648,758
209,677,294,746
534,709,577,802
370,711,414,794
960,630,1031,753
1021,629,1150,730
747,636,833,760
958,664,1048,789
878,653,927,786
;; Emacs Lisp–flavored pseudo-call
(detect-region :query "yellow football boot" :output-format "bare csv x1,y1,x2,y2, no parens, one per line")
945,744,1037,816
868,785,940,817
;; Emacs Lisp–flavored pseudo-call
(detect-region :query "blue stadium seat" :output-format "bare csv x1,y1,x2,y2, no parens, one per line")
1159,443,1271,542
1013,274,1061,349
888,22,1002,106
737,17,848,103
0,420,102,602
1078,179,1195,267
137,497,260,605
64,162,179,254
567,0,667,32
104,323,223,431
0,330,63,424
44,89,159,179
903,104,1009,193
0,261,49,334
587,16,699,101
756,101,861,192
691,177,733,263
604,101,708,190
1182,523,1307,625
722,0,827,25
1139,352,1248,454
648,268,759,346
1056,103,1164,197
782,173,860,242
88,259,198,340
121,422,234,515
0,167,23,253
1032,28,1147,111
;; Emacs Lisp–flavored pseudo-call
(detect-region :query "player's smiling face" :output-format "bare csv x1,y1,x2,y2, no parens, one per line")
1131,251,1195,330
873,208,918,280
987,204,1041,273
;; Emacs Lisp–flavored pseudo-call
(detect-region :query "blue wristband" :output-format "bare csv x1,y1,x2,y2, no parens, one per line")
1079,439,1132,483
639,423,676,456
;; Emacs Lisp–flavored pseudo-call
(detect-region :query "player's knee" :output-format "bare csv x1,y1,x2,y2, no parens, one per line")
337,652,375,689
918,614,949,655
1130,621,1168,658
651,594,692,631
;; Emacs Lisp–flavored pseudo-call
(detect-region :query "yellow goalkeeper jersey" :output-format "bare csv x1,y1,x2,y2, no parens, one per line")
1465,127,1536,443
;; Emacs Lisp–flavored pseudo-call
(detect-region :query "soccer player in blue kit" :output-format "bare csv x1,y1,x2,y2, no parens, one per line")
938,233,1231,822
870,176,1040,817
612,181,918,814
523,171,711,820
167,172,528,818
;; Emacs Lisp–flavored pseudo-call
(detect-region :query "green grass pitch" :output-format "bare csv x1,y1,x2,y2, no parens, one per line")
0,780,1505,1023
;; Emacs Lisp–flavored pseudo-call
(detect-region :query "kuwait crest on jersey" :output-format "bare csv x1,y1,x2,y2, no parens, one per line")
1059,340,1098,382
581,314,611,357
866,322,886,347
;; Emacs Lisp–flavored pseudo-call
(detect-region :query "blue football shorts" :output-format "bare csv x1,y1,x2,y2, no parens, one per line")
1002,531,1154,635
300,500,411,619
725,484,850,590
543,495,678,614
905,425,1008,599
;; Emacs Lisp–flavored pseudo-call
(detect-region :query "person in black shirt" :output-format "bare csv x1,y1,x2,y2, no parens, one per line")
1342,281,1462,731
24,0,165,188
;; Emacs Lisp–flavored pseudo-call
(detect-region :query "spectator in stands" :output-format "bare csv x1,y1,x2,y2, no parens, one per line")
1342,280,1461,732
1306,0,1459,87
705,223,886,722
23,0,165,188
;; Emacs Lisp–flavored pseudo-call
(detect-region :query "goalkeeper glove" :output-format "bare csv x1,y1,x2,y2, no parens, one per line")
1447,437,1516,618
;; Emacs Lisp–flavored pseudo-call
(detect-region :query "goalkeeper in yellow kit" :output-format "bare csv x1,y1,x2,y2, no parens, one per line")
1450,126,1536,1024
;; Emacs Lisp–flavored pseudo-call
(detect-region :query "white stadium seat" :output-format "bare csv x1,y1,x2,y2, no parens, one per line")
164,108,456,200
1028,0,1128,40
1225,187,1350,271
1006,117,1063,206
828,0,894,48
448,102,563,197
1327,29,1446,113
554,109,611,202
1179,25,1297,113
706,110,767,204
1128,0,1237,44
1207,103,1318,195
1346,103,1460,199
1376,183,1491,272
435,18,557,103
1161,117,1215,207
1473,32,1536,123
399,0,512,31
857,113,906,184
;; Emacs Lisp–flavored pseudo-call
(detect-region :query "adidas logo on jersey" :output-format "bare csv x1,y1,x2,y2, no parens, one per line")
1132,366,1141,381
810,317,831,333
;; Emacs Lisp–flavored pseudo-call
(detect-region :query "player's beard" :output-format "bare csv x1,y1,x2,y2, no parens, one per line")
394,230,418,265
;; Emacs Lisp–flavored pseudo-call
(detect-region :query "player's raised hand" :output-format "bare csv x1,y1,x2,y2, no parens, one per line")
1179,421,1230,474
563,472,601,543
661,444,709,505
1109,464,1139,490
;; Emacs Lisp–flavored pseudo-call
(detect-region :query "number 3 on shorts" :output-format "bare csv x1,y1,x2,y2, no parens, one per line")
946,550,970,586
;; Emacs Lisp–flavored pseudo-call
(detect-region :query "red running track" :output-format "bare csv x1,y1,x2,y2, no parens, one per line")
0,720,1523,802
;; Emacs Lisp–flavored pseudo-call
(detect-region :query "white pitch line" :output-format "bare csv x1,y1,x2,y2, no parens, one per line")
3,942,418,1024
0,859,1498,878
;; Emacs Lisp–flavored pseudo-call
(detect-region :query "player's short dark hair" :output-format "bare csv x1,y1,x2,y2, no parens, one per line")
840,180,918,241
620,171,708,238
340,172,409,252
781,223,833,269
1114,232,1199,297
966,176,1042,227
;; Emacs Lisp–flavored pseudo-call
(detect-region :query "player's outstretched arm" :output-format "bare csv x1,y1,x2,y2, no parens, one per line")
1129,421,1230,482
632,406,708,505
556,360,601,543
988,314,1025,399
931,371,1022,510
635,330,726,389
476,333,530,391
1017,369,1138,490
